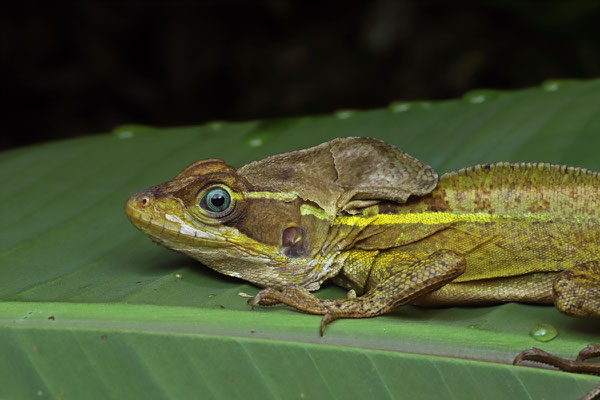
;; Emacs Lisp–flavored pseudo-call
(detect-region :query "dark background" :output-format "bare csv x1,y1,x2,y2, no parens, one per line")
3,1,600,150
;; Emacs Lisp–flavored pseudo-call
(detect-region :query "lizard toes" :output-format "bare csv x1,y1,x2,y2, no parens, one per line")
320,312,338,336
513,347,545,365
250,288,283,308
576,344,600,362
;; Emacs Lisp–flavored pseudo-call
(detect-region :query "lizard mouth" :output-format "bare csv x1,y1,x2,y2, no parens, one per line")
124,191,224,248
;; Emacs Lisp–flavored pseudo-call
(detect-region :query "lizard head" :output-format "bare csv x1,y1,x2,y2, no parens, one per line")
125,158,335,290
125,137,438,290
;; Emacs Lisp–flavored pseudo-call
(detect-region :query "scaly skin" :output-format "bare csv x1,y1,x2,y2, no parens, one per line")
125,137,600,380
248,162,600,328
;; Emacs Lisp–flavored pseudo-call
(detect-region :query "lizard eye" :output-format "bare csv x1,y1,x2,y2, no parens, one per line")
200,186,232,215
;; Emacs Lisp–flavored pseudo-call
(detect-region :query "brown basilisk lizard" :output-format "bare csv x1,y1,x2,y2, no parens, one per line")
125,137,600,380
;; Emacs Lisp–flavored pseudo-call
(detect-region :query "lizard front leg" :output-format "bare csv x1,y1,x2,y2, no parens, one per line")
251,249,466,335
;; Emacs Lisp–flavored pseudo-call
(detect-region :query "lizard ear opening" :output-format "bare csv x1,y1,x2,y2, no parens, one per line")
282,226,308,258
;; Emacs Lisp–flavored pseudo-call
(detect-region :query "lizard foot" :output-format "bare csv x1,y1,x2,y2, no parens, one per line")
250,285,328,311
513,344,600,374
514,345,600,400
250,286,340,334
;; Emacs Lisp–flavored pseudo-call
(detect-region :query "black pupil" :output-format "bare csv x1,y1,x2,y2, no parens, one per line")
210,193,225,207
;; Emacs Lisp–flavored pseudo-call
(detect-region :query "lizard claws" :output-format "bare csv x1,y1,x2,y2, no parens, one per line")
249,288,286,308
513,348,544,366
576,344,600,362
249,294,259,310
320,312,338,336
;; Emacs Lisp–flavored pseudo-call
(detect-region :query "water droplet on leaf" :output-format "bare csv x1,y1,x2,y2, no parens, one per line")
388,102,412,113
334,110,355,119
112,124,157,138
470,95,486,104
249,137,263,147
116,130,134,139
529,323,558,342
207,121,224,131
543,81,560,91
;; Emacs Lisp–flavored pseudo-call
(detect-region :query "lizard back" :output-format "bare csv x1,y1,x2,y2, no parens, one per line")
397,162,600,282
340,162,600,292
431,162,600,219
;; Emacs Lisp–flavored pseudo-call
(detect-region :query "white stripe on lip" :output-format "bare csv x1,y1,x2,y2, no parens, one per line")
165,214,218,240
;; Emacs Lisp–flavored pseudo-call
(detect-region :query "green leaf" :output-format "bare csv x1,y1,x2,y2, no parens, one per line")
2,79,600,399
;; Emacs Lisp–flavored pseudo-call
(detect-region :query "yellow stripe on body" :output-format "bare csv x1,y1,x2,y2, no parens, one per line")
300,204,332,220
336,211,500,226
230,191,298,201
300,204,554,226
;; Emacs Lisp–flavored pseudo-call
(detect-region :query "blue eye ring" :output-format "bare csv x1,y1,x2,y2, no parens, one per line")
200,186,232,215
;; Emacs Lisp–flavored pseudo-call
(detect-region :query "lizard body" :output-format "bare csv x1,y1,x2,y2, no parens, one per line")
125,137,600,384
125,138,600,323
329,162,600,316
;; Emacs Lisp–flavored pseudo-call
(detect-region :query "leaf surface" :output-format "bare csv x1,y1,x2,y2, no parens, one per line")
2,79,600,399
